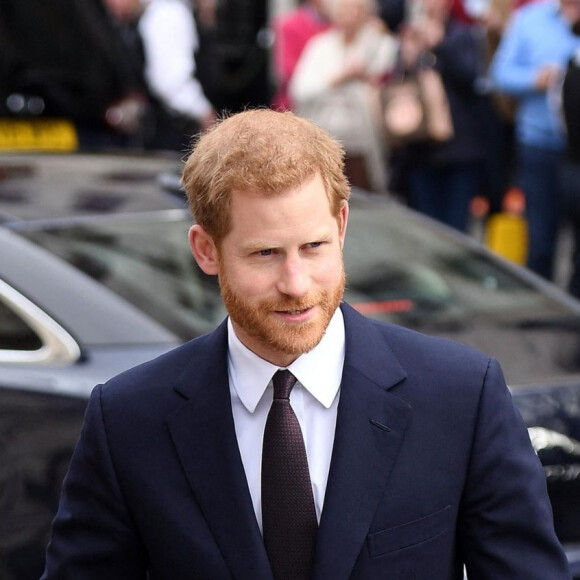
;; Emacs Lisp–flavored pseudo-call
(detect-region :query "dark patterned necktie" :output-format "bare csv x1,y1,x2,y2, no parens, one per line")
261,369,318,580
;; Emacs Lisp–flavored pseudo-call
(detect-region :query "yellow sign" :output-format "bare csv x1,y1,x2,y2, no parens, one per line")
485,186,529,265
0,119,78,152
485,213,529,265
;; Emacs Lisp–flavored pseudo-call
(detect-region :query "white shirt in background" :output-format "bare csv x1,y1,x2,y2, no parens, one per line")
138,0,213,122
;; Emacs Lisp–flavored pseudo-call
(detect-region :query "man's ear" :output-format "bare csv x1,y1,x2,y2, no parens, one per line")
189,225,220,275
338,201,349,249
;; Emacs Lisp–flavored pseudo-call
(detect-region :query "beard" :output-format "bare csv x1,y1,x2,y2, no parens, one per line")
219,266,346,358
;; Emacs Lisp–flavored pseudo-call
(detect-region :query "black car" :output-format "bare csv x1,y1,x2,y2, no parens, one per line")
1,153,580,578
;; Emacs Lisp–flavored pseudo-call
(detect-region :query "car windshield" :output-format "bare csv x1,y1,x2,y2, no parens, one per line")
18,211,226,339
16,200,580,385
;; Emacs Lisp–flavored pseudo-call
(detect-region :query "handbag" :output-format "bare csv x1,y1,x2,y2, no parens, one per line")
381,68,454,146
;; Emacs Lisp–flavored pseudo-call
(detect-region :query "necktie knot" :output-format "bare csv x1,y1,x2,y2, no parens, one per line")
272,369,297,400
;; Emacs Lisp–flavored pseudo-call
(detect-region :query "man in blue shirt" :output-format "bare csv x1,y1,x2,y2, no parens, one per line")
491,0,580,280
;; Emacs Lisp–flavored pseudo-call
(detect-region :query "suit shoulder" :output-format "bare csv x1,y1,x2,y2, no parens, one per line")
377,318,486,357
100,322,227,402
368,320,508,420
389,320,493,373
342,303,495,391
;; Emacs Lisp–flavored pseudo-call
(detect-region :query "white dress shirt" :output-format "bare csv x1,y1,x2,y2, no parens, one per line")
228,308,345,531
138,0,213,121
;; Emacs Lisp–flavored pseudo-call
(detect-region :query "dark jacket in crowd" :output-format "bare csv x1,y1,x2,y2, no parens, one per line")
408,18,488,169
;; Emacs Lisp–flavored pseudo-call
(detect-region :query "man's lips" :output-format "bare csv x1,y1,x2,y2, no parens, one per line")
274,306,315,321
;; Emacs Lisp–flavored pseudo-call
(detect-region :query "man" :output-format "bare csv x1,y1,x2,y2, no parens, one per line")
289,0,398,192
560,20,580,297
491,0,580,280
390,0,488,231
137,0,217,149
42,109,570,579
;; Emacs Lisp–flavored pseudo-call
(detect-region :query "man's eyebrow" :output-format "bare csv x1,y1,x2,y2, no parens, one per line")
240,239,277,252
239,225,337,251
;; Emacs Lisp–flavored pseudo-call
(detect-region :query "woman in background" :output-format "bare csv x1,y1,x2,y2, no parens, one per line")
290,0,398,192
398,0,488,231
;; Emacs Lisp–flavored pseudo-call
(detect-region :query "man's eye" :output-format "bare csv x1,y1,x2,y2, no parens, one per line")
259,249,273,256
308,242,322,249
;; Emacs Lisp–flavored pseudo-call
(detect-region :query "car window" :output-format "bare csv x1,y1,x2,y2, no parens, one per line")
20,206,545,335
0,277,81,364
0,298,42,351
345,205,541,325
19,215,226,341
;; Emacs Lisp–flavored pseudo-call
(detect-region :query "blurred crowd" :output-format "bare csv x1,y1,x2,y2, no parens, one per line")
2,0,580,292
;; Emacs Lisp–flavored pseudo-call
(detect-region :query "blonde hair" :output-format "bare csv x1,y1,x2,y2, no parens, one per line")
182,109,350,243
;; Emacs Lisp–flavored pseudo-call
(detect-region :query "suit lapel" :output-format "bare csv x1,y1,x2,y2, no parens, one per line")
312,304,412,580
166,322,273,580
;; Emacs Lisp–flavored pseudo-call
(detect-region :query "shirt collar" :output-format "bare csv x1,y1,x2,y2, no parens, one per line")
227,307,345,412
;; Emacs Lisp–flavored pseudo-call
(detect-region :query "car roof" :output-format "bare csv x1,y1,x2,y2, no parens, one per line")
0,152,187,223
0,153,192,346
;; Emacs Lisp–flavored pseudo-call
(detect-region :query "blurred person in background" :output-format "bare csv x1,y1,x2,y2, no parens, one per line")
138,0,218,150
559,21,580,297
103,0,221,150
101,0,145,76
100,0,154,146
395,0,489,232
490,0,580,281
289,0,399,192
0,0,149,149
463,0,516,209
376,0,406,32
103,0,271,151
193,0,272,115
271,0,331,111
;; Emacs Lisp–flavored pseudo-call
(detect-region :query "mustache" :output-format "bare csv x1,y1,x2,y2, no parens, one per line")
218,278,324,311
261,295,324,312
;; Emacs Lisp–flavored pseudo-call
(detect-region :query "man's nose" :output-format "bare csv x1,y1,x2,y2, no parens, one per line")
276,255,310,297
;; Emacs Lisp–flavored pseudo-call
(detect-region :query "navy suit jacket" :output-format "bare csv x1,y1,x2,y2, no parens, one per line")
42,303,570,579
